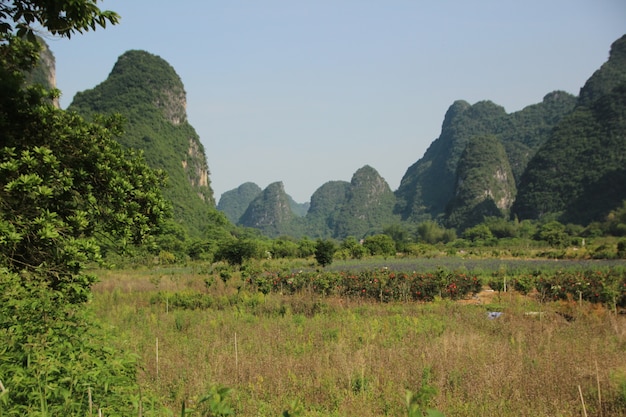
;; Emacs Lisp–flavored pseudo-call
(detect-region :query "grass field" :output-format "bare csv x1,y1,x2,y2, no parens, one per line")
91,259,626,416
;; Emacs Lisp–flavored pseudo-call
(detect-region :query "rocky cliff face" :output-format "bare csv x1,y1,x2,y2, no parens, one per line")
25,38,58,107
69,50,215,236
395,91,575,224
333,165,398,238
446,135,516,230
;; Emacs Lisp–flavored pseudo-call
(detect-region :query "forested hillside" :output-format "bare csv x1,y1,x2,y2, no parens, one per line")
69,50,216,237
394,92,576,223
446,135,516,230
220,165,398,239
217,182,262,223
513,34,626,224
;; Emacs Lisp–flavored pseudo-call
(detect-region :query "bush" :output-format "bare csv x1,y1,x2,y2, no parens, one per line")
314,239,336,267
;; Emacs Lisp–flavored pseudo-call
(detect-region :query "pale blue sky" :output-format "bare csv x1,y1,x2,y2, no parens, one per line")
49,0,625,203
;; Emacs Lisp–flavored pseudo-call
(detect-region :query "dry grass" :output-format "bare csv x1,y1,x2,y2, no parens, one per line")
91,267,626,416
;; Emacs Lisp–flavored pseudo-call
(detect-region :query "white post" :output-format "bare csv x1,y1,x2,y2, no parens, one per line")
156,337,159,380
235,332,239,380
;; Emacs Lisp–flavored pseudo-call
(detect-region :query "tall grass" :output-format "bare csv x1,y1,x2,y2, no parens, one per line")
91,265,626,416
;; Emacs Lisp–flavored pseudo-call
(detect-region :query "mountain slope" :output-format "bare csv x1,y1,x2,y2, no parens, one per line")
333,165,398,239
303,180,350,238
217,182,262,223
446,135,516,230
68,50,215,236
513,35,626,224
395,93,575,223
238,182,296,237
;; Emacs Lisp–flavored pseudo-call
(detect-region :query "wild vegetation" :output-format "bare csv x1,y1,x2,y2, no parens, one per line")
88,256,626,416
2,2,626,416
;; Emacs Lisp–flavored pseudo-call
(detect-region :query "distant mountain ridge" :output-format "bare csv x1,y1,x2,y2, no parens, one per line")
55,34,625,239
219,35,625,237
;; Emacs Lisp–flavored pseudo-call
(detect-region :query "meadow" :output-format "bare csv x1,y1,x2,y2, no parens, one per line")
91,258,626,416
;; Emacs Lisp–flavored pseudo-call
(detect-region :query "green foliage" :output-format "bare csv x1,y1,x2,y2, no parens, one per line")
216,239,258,266
0,0,120,40
406,368,444,417
363,234,396,257
462,224,494,242
513,36,626,224
339,236,368,259
0,66,168,303
0,269,138,415
416,221,456,244
0,8,171,414
314,239,336,267
296,237,316,258
194,384,234,417
282,400,304,417
383,223,413,252
536,221,569,248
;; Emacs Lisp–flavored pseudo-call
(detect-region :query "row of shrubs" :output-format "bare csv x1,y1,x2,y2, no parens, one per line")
247,268,482,302
152,267,626,310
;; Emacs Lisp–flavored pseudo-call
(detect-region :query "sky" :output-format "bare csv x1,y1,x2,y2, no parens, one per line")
49,0,625,203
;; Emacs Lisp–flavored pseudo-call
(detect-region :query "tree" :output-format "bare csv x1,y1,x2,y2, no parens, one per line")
0,0,119,40
536,221,569,248
216,238,258,266
0,2,168,414
363,234,396,257
383,223,412,252
314,239,336,267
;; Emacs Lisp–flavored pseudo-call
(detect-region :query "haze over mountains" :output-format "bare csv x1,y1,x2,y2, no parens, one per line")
60,34,626,239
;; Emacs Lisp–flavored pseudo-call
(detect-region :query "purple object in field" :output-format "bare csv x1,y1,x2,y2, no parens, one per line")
487,312,503,319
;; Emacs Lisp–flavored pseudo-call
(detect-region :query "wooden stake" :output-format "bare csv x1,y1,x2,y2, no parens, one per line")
234,332,239,381
156,337,159,380
595,360,603,417
578,385,588,417
88,386,93,415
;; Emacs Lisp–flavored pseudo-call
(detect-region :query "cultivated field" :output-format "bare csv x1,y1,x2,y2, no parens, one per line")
91,258,626,416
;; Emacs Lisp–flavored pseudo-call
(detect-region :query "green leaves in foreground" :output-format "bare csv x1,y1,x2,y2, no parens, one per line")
0,269,138,416
406,368,445,417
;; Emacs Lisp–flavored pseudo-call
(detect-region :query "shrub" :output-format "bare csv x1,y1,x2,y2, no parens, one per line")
314,239,336,267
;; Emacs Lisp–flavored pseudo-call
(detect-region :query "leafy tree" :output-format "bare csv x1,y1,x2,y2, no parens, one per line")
271,236,299,258
363,234,396,257
462,224,493,242
314,239,336,267
383,223,412,252
216,238,258,266
340,236,367,259
536,221,568,247
297,236,316,258
0,2,167,414
416,221,456,244
0,0,119,40
484,216,519,238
